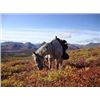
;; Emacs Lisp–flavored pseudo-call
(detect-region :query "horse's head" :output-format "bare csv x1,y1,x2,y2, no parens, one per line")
32,52,44,70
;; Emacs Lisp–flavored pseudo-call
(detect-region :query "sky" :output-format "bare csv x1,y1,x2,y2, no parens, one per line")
1,14,100,44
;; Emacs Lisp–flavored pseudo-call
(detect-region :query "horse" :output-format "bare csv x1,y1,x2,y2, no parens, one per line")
32,36,69,70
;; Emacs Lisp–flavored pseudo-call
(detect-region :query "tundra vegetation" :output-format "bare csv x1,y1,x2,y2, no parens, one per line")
1,47,100,87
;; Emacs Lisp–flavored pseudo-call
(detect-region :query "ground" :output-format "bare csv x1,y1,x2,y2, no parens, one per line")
1,47,100,87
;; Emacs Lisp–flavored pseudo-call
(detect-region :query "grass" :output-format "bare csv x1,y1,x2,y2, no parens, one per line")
1,47,100,87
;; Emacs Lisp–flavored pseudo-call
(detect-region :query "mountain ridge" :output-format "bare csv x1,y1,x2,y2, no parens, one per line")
1,41,100,53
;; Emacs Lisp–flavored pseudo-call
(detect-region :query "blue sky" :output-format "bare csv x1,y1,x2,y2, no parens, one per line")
1,14,100,44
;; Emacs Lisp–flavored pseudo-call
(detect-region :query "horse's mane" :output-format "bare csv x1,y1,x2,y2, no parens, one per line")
55,36,69,59
55,36,68,50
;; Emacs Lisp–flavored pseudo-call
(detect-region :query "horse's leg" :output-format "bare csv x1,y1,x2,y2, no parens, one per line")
50,58,53,69
53,59,56,69
59,59,63,69
56,60,59,70
43,58,49,69
48,57,51,69
56,59,63,70
49,58,53,69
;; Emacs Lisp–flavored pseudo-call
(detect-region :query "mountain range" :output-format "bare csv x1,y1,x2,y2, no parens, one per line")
1,41,100,53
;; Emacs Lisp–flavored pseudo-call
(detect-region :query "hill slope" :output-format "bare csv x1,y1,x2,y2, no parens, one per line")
1,47,100,87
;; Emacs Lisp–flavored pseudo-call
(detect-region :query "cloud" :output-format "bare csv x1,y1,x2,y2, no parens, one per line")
86,37,100,43
14,28,70,32
65,30,100,44
5,27,100,35
3,28,100,44
3,29,72,42
77,37,100,44
53,32,72,39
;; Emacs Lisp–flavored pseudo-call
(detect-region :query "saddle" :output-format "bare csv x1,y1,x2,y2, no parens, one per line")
56,36,69,60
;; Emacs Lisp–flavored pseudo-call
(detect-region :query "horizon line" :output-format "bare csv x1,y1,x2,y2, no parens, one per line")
1,40,100,45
